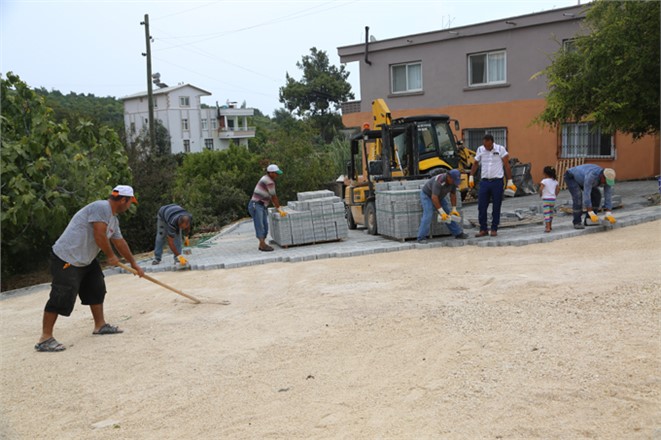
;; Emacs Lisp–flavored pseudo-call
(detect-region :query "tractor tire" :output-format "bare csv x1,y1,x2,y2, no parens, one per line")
365,201,378,235
346,204,357,230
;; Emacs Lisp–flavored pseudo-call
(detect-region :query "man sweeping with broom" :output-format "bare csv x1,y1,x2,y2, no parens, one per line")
35,185,145,352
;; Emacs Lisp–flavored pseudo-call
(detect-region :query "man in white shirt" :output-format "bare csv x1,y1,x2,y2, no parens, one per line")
468,134,516,237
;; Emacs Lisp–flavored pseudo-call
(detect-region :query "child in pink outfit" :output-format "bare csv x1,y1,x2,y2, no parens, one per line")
539,166,560,232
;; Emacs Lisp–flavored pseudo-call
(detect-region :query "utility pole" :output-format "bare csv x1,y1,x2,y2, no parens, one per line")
141,14,156,153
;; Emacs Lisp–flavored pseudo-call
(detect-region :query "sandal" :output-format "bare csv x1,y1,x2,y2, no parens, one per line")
259,245,274,252
35,337,66,352
93,323,124,335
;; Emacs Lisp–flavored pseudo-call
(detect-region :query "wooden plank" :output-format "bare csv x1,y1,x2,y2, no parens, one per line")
555,158,585,190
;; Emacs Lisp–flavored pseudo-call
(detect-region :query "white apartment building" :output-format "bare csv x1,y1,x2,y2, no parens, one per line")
121,84,255,154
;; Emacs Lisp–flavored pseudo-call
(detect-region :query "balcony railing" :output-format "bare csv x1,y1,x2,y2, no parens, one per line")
217,127,256,139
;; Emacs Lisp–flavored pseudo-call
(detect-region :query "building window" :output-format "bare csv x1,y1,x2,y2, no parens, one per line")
391,62,422,94
561,123,614,158
180,96,190,107
463,128,508,151
211,118,218,130
153,97,158,108
204,139,214,150
201,118,208,130
468,50,506,86
130,122,136,133
183,140,190,153
563,38,578,53
181,118,189,131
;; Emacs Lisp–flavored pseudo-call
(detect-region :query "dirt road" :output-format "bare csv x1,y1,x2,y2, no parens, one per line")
1,221,659,439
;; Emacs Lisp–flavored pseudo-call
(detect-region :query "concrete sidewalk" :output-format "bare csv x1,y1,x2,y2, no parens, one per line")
127,180,661,274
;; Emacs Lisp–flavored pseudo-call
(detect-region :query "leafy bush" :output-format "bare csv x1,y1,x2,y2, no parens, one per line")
1,72,131,282
173,146,262,231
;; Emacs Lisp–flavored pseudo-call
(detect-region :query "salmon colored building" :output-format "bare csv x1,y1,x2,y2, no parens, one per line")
337,4,659,183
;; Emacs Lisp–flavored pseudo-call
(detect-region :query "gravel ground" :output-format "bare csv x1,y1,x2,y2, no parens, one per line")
0,221,659,439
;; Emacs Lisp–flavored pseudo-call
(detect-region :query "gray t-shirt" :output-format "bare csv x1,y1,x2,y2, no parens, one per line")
421,173,456,199
52,200,122,267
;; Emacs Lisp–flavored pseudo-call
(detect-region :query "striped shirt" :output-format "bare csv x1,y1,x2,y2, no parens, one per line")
474,144,508,179
251,174,276,206
157,204,192,237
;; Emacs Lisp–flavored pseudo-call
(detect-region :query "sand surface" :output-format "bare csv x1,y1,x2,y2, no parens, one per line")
1,221,660,439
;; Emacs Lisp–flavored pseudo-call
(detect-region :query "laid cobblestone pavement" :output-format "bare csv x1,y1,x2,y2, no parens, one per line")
125,180,660,275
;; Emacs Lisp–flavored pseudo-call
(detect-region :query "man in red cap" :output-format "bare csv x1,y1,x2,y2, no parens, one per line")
34,185,145,352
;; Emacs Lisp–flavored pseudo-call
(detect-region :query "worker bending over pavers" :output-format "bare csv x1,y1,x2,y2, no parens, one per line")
417,169,468,243
564,164,616,229
152,203,193,268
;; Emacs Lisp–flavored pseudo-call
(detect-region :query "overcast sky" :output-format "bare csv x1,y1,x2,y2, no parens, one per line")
1,0,584,116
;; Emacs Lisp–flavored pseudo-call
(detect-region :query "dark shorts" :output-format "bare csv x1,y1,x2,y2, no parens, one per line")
44,252,106,316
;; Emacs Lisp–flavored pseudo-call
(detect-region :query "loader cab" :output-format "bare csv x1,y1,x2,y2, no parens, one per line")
393,115,460,174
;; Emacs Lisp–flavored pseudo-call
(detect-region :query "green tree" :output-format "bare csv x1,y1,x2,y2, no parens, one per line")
534,0,660,139
279,47,354,142
173,146,262,230
1,72,131,282
121,119,178,253
121,154,182,253
34,87,125,136
256,122,338,203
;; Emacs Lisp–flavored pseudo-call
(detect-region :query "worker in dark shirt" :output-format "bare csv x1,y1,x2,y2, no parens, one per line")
417,169,468,243
152,204,192,266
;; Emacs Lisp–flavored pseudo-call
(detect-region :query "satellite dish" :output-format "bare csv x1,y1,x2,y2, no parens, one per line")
369,35,376,42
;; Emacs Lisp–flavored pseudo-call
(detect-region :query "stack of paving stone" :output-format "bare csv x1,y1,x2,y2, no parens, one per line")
375,179,463,241
268,190,349,247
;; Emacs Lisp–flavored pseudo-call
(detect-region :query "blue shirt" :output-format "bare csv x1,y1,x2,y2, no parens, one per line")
568,164,613,210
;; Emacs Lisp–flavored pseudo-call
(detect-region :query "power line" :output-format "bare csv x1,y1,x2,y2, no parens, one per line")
151,1,356,50
152,56,278,98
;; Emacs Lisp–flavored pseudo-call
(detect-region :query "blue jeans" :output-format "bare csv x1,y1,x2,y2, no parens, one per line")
564,171,601,225
248,200,268,239
154,216,182,262
478,178,504,232
417,192,462,241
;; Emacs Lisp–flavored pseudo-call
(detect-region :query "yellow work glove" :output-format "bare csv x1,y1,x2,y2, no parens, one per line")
437,208,450,223
177,255,188,265
603,211,616,224
506,179,517,192
277,208,287,217
450,207,461,223
587,210,599,223
468,175,475,188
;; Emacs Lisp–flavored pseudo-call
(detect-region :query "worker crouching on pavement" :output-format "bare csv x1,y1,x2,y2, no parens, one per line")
35,185,145,352
417,169,468,243
152,204,193,267
248,164,287,252
564,164,616,229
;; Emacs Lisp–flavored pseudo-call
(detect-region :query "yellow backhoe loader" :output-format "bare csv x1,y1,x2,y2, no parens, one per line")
344,99,469,234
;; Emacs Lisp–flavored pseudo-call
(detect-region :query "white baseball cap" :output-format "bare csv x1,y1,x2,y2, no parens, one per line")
112,185,138,203
266,164,283,175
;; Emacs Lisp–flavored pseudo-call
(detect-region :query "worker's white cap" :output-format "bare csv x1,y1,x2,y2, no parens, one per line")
112,185,138,203
267,164,283,175
603,168,616,186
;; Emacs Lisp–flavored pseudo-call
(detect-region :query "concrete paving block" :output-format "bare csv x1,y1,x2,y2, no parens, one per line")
297,190,336,201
